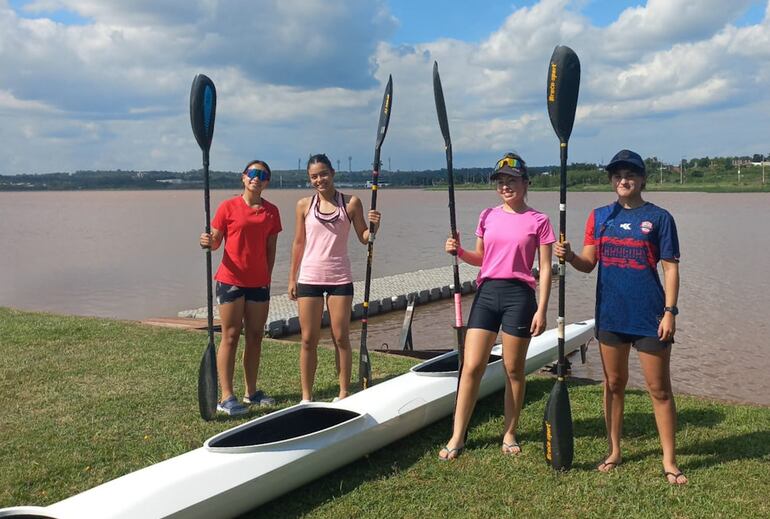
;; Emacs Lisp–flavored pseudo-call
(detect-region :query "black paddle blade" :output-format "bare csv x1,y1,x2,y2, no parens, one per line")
542,378,574,470
546,46,580,143
190,74,217,152
375,75,393,151
432,62,451,146
198,342,218,421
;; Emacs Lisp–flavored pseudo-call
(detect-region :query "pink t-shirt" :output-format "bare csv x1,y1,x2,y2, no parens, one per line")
474,205,556,290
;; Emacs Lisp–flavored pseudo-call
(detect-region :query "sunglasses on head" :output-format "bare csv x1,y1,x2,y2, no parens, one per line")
495,156,524,172
245,168,270,181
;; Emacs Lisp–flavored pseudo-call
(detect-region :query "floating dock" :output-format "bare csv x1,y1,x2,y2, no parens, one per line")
178,264,480,339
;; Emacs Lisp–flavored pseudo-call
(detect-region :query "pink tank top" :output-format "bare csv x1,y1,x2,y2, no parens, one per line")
298,191,353,285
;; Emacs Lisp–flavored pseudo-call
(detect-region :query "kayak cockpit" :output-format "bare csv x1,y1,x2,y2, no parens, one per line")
206,407,362,452
0,506,57,518
411,350,502,375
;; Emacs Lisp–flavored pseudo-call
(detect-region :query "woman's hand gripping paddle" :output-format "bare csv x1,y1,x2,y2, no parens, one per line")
190,74,218,421
542,45,580,470
359,76,393,389
433,62,466,432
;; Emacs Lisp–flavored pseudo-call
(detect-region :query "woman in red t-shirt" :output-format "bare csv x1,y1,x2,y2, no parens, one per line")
199,160,282,416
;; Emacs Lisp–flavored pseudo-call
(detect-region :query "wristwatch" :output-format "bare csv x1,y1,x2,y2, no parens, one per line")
663,306,679,316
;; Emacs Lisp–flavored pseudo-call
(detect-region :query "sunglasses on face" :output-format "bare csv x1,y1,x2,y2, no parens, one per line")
495,156,524,171
245,168,270,181
496,178,523,189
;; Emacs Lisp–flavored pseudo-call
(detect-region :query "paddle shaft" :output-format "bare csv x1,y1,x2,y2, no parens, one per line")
203,149,215,350
358,148,381,388
359,76,392,389
557,142,567,376
445,144,464,355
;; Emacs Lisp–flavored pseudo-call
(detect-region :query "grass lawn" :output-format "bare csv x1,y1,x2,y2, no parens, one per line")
1,307,768,518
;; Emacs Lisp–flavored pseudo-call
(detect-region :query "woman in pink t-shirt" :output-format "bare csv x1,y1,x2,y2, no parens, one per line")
199,160,282,416
288,154,381,402
439,152,555,460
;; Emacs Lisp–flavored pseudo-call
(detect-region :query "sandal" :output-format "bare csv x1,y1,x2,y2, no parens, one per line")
501,441,521,455
597,459,622,472
438,445,464,461
663,470,688,485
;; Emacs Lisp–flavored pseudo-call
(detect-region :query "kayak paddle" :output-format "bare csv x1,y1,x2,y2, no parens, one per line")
190,74,218,421
359,75,393,389
432,61,466,414
542,45,581,470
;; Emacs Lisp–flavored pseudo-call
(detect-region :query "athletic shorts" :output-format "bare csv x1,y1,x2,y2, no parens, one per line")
295,282,354,298
216,282,270,304
597,329,672,353
467,279,537,338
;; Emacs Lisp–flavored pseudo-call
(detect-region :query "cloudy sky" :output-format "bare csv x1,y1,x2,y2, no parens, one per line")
1,0,769,174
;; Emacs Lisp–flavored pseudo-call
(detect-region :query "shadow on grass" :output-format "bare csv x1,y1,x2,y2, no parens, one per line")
236,375,742,517
679,430,770,468
244,417,453,518
243,377,562,518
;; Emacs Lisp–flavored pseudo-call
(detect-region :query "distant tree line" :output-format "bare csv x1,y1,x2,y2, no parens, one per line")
1,153,767,191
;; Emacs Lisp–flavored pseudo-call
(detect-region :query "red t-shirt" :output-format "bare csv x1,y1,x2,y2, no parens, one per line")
211,196,282,287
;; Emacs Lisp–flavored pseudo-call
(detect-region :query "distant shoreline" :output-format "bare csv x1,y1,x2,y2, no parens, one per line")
2,184,769,193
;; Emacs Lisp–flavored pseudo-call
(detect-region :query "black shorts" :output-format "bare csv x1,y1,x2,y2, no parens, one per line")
467,279,537,338
295,282,354,298
216,282,270,304
597,329,672,352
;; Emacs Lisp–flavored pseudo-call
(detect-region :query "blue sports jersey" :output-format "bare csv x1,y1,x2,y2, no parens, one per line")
584,202,680,337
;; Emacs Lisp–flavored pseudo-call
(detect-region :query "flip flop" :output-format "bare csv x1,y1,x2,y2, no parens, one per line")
438,446,464,461
501,441,521,455
597,459,621,472
663,470,688,485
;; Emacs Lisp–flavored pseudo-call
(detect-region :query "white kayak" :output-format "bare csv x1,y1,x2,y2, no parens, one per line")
0,320,594,519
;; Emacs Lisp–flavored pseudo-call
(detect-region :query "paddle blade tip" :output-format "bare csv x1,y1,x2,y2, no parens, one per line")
197,343,218,421
190,74,217,153
546,45,581,143
432,64,451,144
542,379,574,470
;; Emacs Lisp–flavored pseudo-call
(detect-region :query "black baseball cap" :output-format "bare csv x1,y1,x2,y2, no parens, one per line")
605,149,645,174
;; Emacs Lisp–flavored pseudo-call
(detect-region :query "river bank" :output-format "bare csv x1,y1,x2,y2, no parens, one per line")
2,308,769,518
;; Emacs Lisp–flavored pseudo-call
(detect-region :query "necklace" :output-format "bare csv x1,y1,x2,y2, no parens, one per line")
313,192,343,223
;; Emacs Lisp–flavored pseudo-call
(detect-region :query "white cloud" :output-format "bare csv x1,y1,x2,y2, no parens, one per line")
1,0,770,174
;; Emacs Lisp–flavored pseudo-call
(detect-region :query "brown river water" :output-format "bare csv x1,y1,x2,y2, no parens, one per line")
1,189,768,405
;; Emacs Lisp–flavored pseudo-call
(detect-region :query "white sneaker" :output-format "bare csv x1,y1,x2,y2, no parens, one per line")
217,396,248,416
243,390,275,406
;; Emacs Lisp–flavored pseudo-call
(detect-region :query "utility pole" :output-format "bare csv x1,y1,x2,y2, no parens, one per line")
659,163,663,184
762,155,766,185
680,158,685,184
348,156,352,172
337,159,341,171
388,157,391,172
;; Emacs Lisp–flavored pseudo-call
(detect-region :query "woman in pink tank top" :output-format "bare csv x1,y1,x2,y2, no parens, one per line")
288,154,381,402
